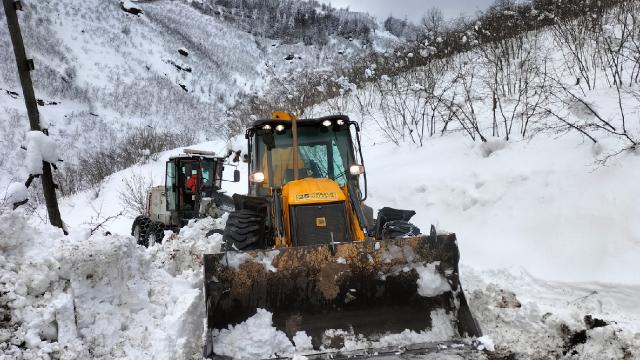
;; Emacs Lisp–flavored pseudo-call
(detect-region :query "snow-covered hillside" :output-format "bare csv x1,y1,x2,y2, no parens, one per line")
0,0,399,192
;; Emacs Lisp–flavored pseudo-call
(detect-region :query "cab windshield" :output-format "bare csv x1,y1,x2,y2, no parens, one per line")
255,125,354,192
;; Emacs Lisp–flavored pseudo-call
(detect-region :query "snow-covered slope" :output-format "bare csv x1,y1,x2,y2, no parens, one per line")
361,133,640,285
0,0,398,191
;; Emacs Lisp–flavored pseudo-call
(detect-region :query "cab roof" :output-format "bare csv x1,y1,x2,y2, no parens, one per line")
169,149,227,161
249,115,357,131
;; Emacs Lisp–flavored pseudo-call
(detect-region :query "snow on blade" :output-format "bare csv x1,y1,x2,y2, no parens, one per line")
292,331,314,352
375,309,457,347
211,308,295,359
415,263,451,297
223,249,280,272
318,310,457,353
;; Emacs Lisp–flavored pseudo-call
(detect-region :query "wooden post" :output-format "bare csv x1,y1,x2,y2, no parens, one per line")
3,0,65,231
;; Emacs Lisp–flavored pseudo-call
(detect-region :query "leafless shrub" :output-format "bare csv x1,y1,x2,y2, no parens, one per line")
449,58,487,143
82,200,125,235
540,77,639,161
119,172,152,216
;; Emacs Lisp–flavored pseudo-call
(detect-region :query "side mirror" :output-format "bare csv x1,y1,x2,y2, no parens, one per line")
233,169,241,183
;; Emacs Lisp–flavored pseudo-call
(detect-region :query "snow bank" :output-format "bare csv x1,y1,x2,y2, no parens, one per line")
0,211,211,360
151,216,225,276
360,133,640,285
463,266,640,358
0,212,85,359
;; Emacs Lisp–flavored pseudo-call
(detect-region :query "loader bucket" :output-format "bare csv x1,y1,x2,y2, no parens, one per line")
203,233,481,352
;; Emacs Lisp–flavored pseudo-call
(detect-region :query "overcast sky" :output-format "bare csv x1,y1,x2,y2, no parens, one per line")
325,0,496,23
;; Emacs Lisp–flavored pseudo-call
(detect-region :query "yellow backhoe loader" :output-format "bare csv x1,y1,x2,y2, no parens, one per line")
203,113,481,357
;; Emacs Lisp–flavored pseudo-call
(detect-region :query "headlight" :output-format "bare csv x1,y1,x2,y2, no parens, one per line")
322,120,332,127
336,119,345,126
262,124,272,130
275,124,285,132
249,172,265,183
349,165,365,176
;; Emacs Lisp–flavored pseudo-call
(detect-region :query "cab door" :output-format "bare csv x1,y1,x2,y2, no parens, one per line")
165,160,178,211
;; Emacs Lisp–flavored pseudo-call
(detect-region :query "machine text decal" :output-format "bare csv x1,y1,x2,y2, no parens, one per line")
295,192,338,201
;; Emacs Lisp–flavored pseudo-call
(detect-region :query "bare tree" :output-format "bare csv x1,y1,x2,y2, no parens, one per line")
119,172,152,216
449,58,487,142
421,7,444,37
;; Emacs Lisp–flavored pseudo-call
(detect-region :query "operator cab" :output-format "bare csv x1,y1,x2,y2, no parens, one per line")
246,115,367,199
165,150,233,224
240,114,370,248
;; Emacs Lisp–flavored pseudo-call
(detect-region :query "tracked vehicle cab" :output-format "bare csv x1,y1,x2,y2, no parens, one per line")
132,149,239,249
164,150,228,224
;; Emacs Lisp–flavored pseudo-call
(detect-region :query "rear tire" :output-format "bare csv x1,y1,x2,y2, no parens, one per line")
222,210,265,251
132,216,151,246
147,222,165,247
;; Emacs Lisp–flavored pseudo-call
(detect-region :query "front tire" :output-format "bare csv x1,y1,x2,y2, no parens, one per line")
132,216,151,246
147,222,165,247
222,210,265,251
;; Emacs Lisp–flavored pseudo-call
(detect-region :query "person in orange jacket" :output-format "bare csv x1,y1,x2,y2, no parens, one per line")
185,172,199,193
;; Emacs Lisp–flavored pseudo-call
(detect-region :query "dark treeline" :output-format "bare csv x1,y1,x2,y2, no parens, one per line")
191,0,378,45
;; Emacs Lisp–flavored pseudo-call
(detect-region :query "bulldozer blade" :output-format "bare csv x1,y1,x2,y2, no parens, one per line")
203,234,481,351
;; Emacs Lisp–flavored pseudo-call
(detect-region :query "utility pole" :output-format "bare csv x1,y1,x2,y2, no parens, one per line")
3,0,65,231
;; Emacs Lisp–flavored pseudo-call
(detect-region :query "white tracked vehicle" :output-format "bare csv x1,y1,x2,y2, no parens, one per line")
131,149,240,247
